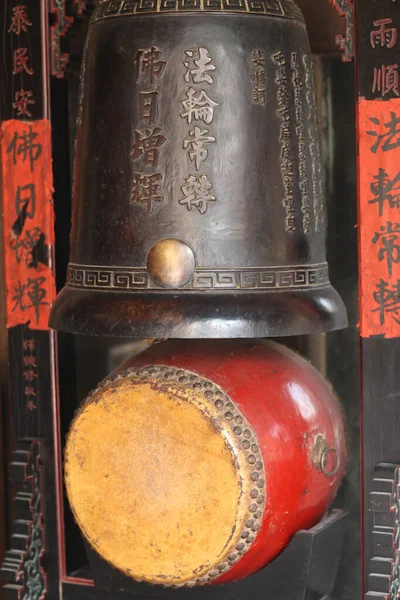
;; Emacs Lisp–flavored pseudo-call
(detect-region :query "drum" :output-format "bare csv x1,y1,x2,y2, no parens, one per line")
64,339,347,586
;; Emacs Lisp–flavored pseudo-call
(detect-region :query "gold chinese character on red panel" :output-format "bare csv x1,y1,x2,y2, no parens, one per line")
8,5,32,36
13,47,33,75
371,18,397,49
13,89,35,117
372,65,400,98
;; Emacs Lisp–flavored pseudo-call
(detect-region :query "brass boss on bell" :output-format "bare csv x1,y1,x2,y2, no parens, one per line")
49,0,347,338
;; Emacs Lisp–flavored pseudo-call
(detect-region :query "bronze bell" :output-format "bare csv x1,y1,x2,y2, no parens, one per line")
49,0,348,338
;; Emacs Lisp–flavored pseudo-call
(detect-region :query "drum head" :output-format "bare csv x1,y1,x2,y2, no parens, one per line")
65,366,266,586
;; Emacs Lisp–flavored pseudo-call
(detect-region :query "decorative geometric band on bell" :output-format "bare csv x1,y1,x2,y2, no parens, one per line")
49,0,348,338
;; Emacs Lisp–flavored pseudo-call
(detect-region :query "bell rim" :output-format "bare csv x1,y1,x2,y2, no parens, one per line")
49,285,348,338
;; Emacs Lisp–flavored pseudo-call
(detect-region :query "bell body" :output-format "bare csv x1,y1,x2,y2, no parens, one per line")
65,340,347,586
49,0,347,338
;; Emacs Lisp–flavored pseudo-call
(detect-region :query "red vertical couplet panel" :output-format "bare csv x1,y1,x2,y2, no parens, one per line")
359,99,400,337
358,9,400,338
1,119,55,330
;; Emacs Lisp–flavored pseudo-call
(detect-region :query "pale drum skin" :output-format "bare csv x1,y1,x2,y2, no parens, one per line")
124,339,347,584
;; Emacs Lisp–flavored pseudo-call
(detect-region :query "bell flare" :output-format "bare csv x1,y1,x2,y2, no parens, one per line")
49,284,347,338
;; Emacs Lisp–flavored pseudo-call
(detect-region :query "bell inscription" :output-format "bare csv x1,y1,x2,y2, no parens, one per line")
303,54,325,233
251,49,267,105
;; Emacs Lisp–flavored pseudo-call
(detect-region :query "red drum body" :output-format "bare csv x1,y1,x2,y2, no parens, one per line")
65,340,347,587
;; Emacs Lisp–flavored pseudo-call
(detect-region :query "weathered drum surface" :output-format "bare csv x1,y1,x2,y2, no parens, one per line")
49,0,348,338
64,340,347,586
